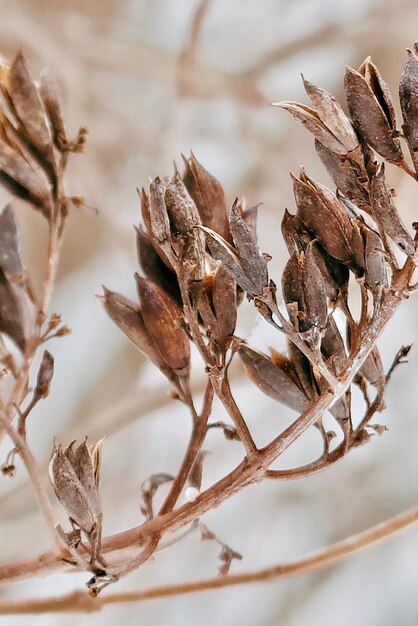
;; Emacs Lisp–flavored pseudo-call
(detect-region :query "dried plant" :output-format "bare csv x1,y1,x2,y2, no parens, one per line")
0,44,418,614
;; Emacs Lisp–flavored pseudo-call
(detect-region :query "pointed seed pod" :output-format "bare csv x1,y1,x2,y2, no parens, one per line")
238,344,308,412
399,45,418,152
344,65,403,163
370,163,415,256
49,439,102,535
182,153,230,240
135,275,190,374
0,205,24,279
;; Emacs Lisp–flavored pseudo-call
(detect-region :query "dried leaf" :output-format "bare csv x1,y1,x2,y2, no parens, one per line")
370,163,415,256
344,65,403,163
238,344,308,412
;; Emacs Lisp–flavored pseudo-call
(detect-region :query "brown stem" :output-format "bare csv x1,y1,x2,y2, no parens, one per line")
0,414,62,556
2,501,418,614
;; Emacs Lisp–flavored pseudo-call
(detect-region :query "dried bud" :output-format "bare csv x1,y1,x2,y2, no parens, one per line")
238,344,308,412
182,153,230,240
0,205,24,279
370,163,415,256
292,170,354,263
135,275,190,374
345,64,403,163
49,439,103,535
399,44,418,152
33,350,54,400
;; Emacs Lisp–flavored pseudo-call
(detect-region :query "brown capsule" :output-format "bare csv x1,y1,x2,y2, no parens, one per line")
303,241,328,329
136,227,181,305
287,341,316,401
0,205,24,279
49,439,102,535
148,177,171,244
344,65,403,163
212,265,237,347
34,350,54,400
7,52,56,171
0,140,53,217
399,45,418,152
292,171,353,262
238,344,308,412
273,100,349,155
359,57,397,133
0,267,33,351
321,316,347,374
164,173,205,279
39,65,67,151
100,287,170,373
182,152,230,240
302,76,359,154
315,140,370,210
370,163,415,256
201,225,262,295
229,198,268,295
282,253,307,331
360,346,384,388
135,275,190,374
364,227,388,291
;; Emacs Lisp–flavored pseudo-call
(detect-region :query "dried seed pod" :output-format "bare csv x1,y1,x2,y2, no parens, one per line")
0,205,24,279
399,45,418,152
302,242,328,330
370,163,415,256
33,350,54,401
344,65,403,163
321,316,347,373
39,65,67,150
0,267,33,350
292,171,354,263
360,346,384,388
164,174,205,280
364,227,388,291
359,57,397,134
287,342,316,400
136,227,181,305
0,140,53,216
212,266,237,346
229,198,268,295
315,140,370,210
135,275,190,374
302,77,359,153
49,439,102,535
100,287,171,374
282,253,307,331
182,153,230,240
7,52,55,170
201,225,266,296
238,344,308,412
148,177,171,244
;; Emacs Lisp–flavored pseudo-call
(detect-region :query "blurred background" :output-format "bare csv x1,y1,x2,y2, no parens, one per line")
0,0,418,624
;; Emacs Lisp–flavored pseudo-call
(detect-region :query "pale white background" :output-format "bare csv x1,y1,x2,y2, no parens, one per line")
0,0,418,624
